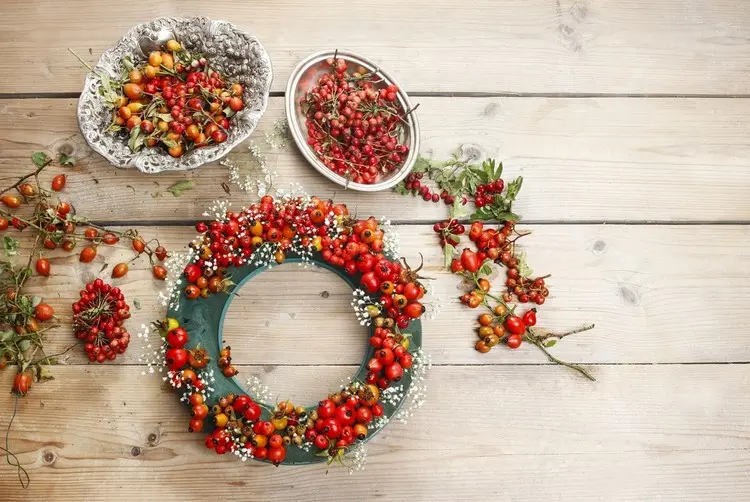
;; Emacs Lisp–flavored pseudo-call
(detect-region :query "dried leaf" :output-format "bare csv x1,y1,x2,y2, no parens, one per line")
166,180,195,197
221,182,231,195
32,152,52,168
133,299,142,310
58,152,76,166
37,365,55,382
18,339,31,352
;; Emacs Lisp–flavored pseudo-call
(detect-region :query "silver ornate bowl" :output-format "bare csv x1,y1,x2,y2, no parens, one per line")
77,17,273,173
285,50,420,192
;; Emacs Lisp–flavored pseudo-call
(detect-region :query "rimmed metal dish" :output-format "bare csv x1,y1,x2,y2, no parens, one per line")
77,16,273,173
285,50,420,192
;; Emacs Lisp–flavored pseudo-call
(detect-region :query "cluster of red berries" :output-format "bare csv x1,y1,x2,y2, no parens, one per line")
366,327,413,388
404,172,462,205
111,38,246,157
474,305,537,353
72,279,131,363
186,195,426,331
302,57,410,184
433,218,466,247
474,179,505,207
167,322,400,465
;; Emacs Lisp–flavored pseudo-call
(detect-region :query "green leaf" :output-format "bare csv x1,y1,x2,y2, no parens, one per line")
544,339,557,348
492,210,520,222
18,339,31,352
3,236,20,257
127,126,144,152
505,176,523,201
58,152,76,166
443,243,456,268
470,207,494,222
121,56,135,71
32,152,52,168
31,296,42,307
479,260,493,276
0,331,13,342
154,113,173,123
166,180,195,197
515,251,533,278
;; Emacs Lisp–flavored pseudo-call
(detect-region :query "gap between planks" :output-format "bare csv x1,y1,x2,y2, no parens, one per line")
53,362,750,367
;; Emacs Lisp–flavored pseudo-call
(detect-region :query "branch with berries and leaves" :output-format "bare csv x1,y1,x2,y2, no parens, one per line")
0,152,171,487
394,147,596,380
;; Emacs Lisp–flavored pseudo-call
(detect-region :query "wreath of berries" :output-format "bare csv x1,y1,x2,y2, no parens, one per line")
159,194,427,466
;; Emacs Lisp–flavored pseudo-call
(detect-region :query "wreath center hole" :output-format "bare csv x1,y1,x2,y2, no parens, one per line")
222,263,365,406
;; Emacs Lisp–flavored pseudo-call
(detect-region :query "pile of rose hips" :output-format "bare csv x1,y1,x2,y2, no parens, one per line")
301,57,411,184
184,195,426,331
110,38,246,157
165,321,398,465
473,303,538,353
72,279,131,363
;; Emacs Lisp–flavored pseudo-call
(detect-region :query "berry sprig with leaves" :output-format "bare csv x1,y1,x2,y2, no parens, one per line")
393,147,596,379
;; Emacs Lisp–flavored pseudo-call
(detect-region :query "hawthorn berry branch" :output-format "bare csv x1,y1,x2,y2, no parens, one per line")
528,324,595,341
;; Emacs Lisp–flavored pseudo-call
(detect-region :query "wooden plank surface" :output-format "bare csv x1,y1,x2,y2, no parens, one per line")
13,224,750,365
0,365,748,501
1,1,749,95
2,96,750,223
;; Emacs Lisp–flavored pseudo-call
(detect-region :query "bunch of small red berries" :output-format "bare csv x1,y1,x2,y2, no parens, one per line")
72,279,131,363
404,172,462,204
366,326,413,388
433,218,466,247
301,57,411,185
473,304,537,353
474,179,506,207
109,38,246,157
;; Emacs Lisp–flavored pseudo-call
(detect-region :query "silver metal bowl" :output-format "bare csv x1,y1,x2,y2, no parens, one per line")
77,17,273,173
285,50,420,192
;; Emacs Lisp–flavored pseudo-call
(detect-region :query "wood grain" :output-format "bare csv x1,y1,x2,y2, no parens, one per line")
11,224,750,366
2,97,750,223
0,364,748,501
1,1,749,95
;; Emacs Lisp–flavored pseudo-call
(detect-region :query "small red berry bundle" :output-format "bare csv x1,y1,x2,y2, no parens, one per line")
301,56,412,185
72,279,131,363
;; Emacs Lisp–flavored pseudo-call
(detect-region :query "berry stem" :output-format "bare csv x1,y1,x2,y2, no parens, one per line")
528,337,596,381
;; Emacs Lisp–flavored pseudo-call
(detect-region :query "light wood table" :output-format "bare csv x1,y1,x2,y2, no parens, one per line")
0,1,748,500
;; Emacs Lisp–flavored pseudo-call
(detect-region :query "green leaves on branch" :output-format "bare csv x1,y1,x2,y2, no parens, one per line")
32,152,52,169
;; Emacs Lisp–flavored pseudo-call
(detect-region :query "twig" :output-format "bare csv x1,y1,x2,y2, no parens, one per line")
529,338,596,381
3,396,30,489
0,164,49,196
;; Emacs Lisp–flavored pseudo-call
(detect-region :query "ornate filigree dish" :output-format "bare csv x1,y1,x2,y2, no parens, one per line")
77,17,273,173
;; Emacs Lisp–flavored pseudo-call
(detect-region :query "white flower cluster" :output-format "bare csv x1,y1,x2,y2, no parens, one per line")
137,323,166,376
380,384,405,407
368,415,389,431
176,368,216,402
202,199,232,221
264,117,291,150
244,374,274,404
351,289,375,326
157,249,196,309
379,218,401,260
346,442,368,474
421,280,443,321
393,348,432,425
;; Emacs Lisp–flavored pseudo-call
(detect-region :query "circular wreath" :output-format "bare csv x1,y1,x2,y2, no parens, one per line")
158,194,427,466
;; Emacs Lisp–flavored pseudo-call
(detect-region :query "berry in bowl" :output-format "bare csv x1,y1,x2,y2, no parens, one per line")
77,17,272,173
285,50,420,191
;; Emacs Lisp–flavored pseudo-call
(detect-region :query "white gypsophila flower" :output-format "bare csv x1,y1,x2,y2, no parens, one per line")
351,289,375,326
393,348,432,424
380,384,406,407
177,368,216,403
421,280,443,320
379,218,401,260
264,117,291,150
137,324,166,376
346,442,368,474
157,248,196,310
245,374,274,404
203,199,232,221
